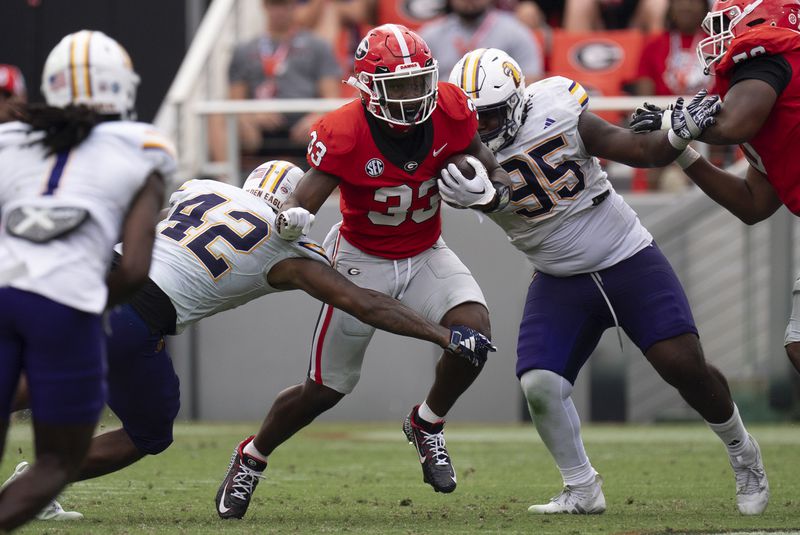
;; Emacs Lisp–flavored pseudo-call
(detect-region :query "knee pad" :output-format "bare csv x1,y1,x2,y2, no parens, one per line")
519,369,573,414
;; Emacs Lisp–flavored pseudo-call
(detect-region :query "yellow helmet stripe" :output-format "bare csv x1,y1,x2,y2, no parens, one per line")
69,35,79,101
268,162,291,193
257,163,277,189
83,31,93,98
470,48,487,98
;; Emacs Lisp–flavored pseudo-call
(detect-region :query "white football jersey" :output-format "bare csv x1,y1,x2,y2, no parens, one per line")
0,120,176,313
148,180,330,333
488,76,652,276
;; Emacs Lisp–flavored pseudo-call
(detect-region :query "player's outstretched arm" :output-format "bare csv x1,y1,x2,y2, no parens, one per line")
579,111,683,168
267,258,495,366
106,172,165,307
679,151,782,225
697,80,778,145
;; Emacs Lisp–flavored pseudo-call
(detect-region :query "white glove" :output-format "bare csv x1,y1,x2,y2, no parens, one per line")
276,207,315,241
668,89,721,150
437,155,496,208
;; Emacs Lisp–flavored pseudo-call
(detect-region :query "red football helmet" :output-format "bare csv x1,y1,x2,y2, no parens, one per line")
697,0,800,73
346,24,439,126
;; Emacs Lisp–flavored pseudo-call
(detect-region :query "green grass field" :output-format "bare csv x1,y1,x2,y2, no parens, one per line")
3,420,800,534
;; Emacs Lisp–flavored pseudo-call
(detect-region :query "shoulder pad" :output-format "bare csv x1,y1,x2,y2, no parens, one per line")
0,122,33,151
310,103,361,156
530,77,589,110
436,82,475,121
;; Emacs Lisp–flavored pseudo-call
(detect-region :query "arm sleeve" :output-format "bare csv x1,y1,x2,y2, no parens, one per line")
730,54,792,96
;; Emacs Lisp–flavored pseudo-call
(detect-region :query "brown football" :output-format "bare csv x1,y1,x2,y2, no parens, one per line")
443,153,477,180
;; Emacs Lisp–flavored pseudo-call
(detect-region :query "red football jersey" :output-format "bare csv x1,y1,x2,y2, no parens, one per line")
715,27,800,214
306,82,478,259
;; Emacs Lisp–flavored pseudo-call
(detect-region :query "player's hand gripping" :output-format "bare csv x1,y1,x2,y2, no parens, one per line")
445,325,496,367
276,207,315,241
630,90,721,150
437,155,497,208
629,102,672,133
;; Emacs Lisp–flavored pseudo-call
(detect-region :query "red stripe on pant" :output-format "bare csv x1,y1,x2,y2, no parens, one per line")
313,304,335,383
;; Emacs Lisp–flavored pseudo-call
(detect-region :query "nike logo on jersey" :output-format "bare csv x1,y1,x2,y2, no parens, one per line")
433,143,448,157
544,118,556,129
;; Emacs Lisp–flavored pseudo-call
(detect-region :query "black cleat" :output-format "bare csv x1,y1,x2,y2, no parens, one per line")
215,435,267,519
403,406,457,493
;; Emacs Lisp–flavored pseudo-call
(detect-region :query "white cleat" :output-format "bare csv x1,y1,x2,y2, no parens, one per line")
731,435,769,515
1,461,84,521
528,473,606,514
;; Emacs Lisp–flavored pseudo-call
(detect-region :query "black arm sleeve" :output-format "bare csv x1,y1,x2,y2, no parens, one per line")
730,54,793,96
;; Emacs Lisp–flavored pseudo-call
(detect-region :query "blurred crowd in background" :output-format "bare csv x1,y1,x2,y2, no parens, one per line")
2,0,741,191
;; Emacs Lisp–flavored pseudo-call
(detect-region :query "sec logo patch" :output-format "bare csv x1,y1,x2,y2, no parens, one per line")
365,158,384,177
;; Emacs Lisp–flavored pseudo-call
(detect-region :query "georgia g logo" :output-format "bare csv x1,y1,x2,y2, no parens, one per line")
355,37,369,60
502,61,522,87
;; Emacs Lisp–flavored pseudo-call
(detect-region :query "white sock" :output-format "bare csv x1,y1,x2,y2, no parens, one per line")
706,403,751,459
519,369,596,487
417,401,445,425
243,440,268,464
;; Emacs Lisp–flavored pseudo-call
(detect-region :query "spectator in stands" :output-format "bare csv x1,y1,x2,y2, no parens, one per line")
293,0,373,74
632,0,709,96
418,0,544,80
515,0,564,30
210,0,342,165
0,64,26,123
563,0,667,33
631,0,710,191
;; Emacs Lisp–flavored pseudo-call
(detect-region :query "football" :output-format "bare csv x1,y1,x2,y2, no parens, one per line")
443,153,479,180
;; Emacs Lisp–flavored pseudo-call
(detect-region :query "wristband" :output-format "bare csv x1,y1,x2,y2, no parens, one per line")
667,129,690,151
485,184,511,213
675,147,701,169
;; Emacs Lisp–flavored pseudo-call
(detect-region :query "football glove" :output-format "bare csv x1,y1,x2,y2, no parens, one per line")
437,155,497,208
629,102,671,133
446,325,496,367
668,89,721,149
276,207,314,241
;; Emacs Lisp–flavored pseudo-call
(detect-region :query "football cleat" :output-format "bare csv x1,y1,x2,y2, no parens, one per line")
1,461,83,520
527,473,606,514
215,436,267,519
402,406,457,493
731,434,769,515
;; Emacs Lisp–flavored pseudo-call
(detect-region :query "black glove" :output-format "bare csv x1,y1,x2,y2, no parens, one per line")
446,325,496,367
629,102,670,133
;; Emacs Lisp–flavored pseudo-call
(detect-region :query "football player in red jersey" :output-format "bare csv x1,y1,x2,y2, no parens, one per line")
630,0,800,375
216,24,511,518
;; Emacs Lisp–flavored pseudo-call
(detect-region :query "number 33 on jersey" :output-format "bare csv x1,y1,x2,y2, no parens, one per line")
306,82,478,259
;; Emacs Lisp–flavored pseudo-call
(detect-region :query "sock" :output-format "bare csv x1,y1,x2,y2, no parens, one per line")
560,460,597,488
243,439,268,464
706,403,751,459
416,401,445,426
520,369,596,487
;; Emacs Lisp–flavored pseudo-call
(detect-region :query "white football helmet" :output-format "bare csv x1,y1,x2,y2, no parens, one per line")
41,30,140,118
449,48,526,153
243,160,304,212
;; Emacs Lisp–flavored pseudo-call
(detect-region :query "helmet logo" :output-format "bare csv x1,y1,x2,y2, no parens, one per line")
502,61,522,87
355,37,369,60
790,12,798,25
365,158,385,177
